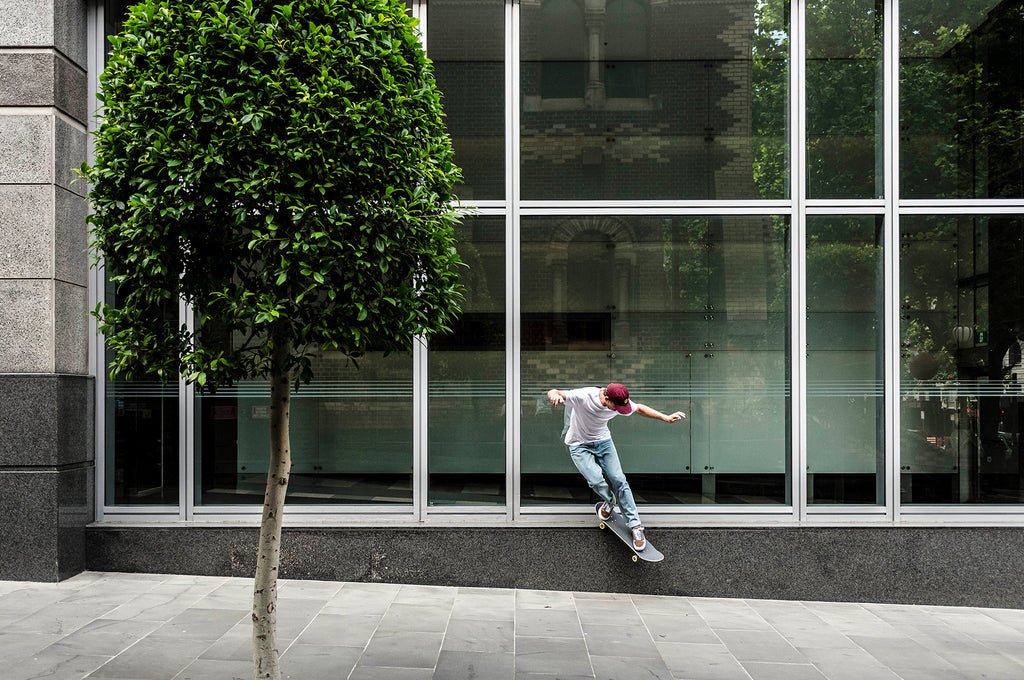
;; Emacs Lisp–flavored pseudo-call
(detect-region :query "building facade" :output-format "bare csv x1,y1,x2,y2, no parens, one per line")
4,0,1024,605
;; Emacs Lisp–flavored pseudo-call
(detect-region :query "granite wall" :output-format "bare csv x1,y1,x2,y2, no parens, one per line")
0,0,94,581
87,525,1024,608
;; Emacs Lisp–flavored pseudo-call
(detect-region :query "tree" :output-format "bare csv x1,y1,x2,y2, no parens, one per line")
81,2,464,678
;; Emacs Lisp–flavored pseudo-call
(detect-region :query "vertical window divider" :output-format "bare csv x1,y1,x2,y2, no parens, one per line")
793,0,809,521
885,0,900,523
88,0,105,523
508,0,522,524
182,300,194,520
414,0,428,522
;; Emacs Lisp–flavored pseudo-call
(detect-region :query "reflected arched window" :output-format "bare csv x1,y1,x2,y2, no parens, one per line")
540,0,586,98
605,0,649,98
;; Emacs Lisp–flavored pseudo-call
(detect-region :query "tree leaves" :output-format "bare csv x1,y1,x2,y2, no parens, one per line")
83,0,464,390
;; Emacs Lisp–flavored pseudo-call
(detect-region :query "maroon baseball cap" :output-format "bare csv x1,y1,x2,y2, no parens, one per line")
606,383,631,414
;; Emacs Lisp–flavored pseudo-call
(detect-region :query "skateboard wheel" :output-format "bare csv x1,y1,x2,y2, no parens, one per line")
632,555,639,563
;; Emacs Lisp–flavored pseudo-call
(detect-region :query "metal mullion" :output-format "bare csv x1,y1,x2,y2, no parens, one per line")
414,0,428,522
792,0,808,522
181,301,193,521
87,0,105,523
507,0,521,525
886,0,900,524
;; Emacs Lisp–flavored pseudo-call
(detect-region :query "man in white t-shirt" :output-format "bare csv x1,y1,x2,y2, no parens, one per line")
546,383,685,552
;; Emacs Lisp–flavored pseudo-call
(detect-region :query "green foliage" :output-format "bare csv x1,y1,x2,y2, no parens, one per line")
84,0,464,388
751,0,789,199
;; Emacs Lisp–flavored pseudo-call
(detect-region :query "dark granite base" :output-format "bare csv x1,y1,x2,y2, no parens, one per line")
86,525,1024,608
0,374,94,581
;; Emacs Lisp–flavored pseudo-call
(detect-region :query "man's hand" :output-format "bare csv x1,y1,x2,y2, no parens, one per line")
664,411,686,423
547,389,565,406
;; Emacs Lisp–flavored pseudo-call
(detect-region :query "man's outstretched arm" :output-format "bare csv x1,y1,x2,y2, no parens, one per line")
635,404,686,423
547,389,567,406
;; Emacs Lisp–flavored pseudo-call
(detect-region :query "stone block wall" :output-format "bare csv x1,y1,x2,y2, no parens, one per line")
0,0,94,581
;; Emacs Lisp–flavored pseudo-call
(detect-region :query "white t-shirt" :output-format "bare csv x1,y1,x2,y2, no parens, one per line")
562,386,637,446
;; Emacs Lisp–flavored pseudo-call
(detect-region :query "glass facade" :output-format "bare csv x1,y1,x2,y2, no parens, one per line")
93,1,1024,525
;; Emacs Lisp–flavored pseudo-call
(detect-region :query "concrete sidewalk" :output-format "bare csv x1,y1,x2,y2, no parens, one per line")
2,572,1024,680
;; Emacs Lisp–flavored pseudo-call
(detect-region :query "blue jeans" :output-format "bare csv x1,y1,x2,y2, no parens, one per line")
568,438,641,528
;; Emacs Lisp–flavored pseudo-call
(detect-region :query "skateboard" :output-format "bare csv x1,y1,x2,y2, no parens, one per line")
597,502,664,563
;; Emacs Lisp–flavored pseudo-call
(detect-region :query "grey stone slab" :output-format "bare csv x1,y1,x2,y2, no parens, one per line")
0,114,52,184
86,637,209,680
323,583,398,615
441,618,514,653
516,589,577,610
515,673,594,680
149,608,249,643
55,185,88,285
451,589,516,621
278,643,361,680
575,597,644,626
104,584,221,622
53,115,84,196
516,607,583,638
359,630,445,669
514,636,592,676
937,650,1024,680
0,183,53,279
690,598,773,631
801,602,903,638
348,667,433,680
434,650,514,680
591,653,674,680
42,617,160,656
0,51,54,106
715,629,806,664
583,622,660,658
655,642,748,680
0,1,51,47
377,602,452,633
54,52,88,123
799,647,902,680
7,651,110,680
277,578,343,600
742,661,828,680
293,613,381,648
272,596,325,641
197,623,252,662
632,594,700,616
640,612,720,644
394,584,458,607
936,610,1024,643
0,279,53,372
172,657,252,680
848,634,961,673
54,0,88,67
53,279,87,374
0,630,64,664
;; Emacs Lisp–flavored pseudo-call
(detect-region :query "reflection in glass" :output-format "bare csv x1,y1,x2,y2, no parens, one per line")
428,0,505,201
520,0,789,200
901,1,1024,199
806,0,883,199
520,215,790,506
428,217,506,505
104,279,179,506
196,351,413,505
900,215,1024,503
806,216,884,504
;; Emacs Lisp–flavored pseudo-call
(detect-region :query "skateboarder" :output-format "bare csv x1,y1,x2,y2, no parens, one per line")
546,383,685,551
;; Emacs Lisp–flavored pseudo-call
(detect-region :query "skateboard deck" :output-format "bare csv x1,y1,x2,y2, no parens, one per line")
597,502,664,563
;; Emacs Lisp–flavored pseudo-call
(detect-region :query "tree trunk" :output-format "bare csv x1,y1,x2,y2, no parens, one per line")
253,338,292,680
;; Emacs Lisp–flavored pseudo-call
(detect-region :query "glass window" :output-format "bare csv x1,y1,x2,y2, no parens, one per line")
521,215,791,506
103,281,179,506
428,216,506,505
900,2,1024,199
900,215,1024,504
806,0,883,199
520,0,789,200
196,350,414,505
428,0,505,201
807,216,885,504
